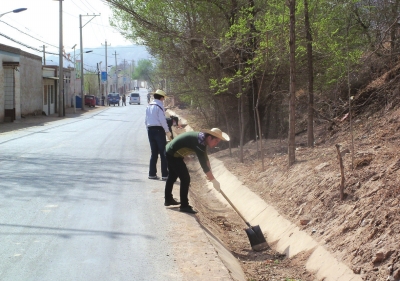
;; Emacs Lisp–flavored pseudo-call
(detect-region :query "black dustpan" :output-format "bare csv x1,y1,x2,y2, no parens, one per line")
220,189,268,251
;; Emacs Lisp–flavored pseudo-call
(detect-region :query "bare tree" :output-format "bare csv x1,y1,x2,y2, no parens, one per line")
304,0,314,148
288,0,296,166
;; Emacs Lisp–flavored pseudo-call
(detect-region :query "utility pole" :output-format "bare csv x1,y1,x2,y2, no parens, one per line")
114,51,118,93
58,0,64,117
79,13,100,110
72,44,77,113
101,40,111,96
123,59,126,94
98,61,102,97
42,45,48,64
97,62,101,98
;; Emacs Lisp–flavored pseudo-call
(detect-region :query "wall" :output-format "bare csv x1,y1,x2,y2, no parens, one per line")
0,46,20,122
19,55,43,116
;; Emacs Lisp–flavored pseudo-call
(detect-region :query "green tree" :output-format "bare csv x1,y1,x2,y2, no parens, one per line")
104,0,394,151
132,59,158,90
84,72,99,96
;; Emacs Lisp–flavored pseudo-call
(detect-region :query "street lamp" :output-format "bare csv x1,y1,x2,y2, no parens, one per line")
79,14,99,110
0,8,27,18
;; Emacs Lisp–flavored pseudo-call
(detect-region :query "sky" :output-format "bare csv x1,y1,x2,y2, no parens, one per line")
0,0,146,70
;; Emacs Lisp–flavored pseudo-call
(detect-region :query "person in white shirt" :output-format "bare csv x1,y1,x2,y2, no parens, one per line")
144,89,172,181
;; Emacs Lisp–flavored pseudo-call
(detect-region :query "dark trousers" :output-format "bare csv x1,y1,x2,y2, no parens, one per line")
147,127,168,178
165,153,191,207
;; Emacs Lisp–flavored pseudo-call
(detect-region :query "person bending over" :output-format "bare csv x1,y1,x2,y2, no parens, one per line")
164,128,229,213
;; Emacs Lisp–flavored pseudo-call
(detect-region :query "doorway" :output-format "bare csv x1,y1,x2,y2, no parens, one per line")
4,67,15,122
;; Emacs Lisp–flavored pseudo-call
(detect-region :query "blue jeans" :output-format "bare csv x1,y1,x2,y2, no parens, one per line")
147,127,168,178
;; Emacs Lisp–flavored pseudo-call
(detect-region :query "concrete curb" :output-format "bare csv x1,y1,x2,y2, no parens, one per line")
210,157,362,281
167,109,362,281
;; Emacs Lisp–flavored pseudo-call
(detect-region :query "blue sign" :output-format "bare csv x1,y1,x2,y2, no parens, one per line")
101,71,107,82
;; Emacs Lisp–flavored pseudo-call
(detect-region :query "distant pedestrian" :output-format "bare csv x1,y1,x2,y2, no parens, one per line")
122,94,126,106
145,89,172,181
101,94,105,106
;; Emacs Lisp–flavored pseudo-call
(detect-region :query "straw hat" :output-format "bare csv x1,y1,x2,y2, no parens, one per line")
201,128,230,141
155,89,167,97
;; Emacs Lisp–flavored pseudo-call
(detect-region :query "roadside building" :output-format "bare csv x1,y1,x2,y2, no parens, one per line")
0,43,42,122
42,67,57,116
42,65,74,115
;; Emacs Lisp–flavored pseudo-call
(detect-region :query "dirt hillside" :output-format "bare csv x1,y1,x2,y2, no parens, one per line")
171,96,400,281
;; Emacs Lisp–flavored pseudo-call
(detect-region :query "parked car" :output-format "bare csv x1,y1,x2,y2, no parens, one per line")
129,92,141,105
84,95,96,107
107,93,120,106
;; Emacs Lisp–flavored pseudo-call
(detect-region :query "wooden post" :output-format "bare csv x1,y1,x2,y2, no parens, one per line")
335,144,345,200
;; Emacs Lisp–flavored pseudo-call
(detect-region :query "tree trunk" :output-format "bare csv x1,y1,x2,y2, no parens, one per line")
238,94,244,163
288,0,296,166
238,52,245,163
391,0,400,53
335,144,345,200
304,0,314,148
255,105,264,170
255,68,267,171
222,97,232,157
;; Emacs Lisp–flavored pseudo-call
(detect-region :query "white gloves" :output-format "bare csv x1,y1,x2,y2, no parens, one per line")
211,179,221,193
166,132,172,141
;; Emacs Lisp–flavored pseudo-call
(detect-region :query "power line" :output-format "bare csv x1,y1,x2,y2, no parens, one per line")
99,8,108,39
89,45,144,49
58,11,114,29
0,20,58,48
82,0,99,13
70,0,88,13
0,32,59,55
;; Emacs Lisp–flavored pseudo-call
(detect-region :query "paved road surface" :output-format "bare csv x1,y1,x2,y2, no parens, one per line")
0,89,232,281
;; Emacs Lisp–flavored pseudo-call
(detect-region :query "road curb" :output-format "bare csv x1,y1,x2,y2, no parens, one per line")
210,157,362,281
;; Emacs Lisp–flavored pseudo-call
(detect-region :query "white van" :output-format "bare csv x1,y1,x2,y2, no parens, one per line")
129,92,140,105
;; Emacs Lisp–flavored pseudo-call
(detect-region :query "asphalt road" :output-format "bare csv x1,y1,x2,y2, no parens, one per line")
0,89,197,281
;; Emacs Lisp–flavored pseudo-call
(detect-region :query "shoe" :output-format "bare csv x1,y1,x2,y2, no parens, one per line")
148,175,159,180
161,176,168,181
164,198,180,206
179,205,197,214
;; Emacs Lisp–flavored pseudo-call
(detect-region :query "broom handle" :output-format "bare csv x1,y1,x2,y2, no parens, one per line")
220,189,251,228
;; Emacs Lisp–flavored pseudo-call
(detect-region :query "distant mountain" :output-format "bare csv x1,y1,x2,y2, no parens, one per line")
45,45,153,71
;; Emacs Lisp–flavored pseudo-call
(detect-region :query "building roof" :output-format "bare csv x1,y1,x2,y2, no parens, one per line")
0,43,42,61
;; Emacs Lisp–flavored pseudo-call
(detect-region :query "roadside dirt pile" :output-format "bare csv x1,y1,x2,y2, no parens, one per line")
171,88,400,280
